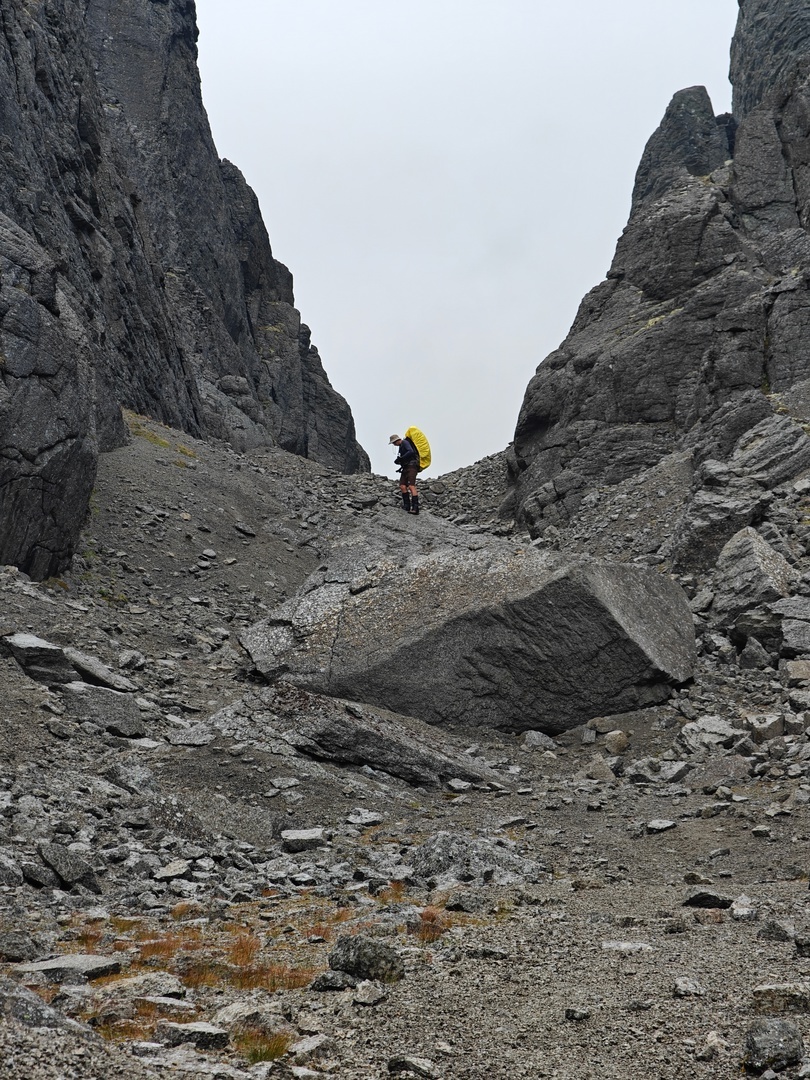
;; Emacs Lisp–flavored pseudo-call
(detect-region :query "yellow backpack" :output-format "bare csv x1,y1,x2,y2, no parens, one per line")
405,426,431,472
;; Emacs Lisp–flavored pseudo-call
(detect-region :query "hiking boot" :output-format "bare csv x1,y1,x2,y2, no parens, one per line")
401,492,411,512
409,496,420,515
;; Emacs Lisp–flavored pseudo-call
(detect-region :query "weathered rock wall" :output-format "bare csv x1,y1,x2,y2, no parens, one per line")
0,0,367,579
505,1,810,551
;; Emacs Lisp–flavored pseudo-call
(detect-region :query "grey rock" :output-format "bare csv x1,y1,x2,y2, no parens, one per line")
94,973,186,1002
678,716,740,754
166,723,214,747
0,976,88,1032
739,637,773,670
156,1021,229,1050
153,859,191,882
347,808,385,827
781,620,810,659
21,862,61,889
711,528,796,625
212,999,290,1035
16,954,121,983
329,934,405,984
683,889,733,909
60,682,146,735
210,685,500,789
38,842,101,893
673,976,704,998
409,831,544,889
603,730,630,755
241,540,695,735
62,648,138,692
0,851,23,887
281,828,326,854
1,634,78,685
743,1018,804,1074
523,730,557,751
564,1007,591,1022
647,820,677,834
758,920,795,943
0,932,40,963
310,969,357,992
753,984,810,1015
353,980,388,1006
388,1056,440,1079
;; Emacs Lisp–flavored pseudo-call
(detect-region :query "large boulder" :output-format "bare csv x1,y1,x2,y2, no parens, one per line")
710,527,797,625
240,526,696,735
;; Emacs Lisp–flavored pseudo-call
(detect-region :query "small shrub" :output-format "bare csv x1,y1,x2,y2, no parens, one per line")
234,1029,292,1064
137,928,203,961
75,927,103,951
170,901,204,922
411,906,451,944
227,963,316,992
108,917,141,933
377,881,407,905
180,961,225,989
43,577,69,592
226,933,261,967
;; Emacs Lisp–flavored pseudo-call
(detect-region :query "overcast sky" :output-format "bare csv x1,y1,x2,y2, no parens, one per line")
194,0,740,477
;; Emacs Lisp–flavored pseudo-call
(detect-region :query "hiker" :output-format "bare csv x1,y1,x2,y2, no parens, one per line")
389,433,419,514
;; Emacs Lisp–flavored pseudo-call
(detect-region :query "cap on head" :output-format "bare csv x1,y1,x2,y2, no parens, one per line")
389,434,401,444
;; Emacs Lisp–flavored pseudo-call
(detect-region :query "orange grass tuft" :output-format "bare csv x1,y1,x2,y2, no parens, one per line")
137,928,204,961
234,1028,293,1064
411,905,452,944
75,928,103,951
377,881,408,904
226,933,262,967
181,961,228,989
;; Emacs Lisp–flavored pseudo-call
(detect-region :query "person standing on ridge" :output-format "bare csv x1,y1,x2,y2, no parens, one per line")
389,434,419,514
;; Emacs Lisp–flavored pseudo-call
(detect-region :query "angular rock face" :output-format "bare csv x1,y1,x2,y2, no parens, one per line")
0,0,368,579
505,0,810,542
240,527,696,734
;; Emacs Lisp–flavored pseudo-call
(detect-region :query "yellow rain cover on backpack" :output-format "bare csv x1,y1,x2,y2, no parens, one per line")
405,426,431,472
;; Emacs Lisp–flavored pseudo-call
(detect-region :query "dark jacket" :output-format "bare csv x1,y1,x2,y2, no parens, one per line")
394,437,418,468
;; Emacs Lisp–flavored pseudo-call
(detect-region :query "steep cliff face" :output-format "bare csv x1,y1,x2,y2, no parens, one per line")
506,0,810,561
0,0,368,580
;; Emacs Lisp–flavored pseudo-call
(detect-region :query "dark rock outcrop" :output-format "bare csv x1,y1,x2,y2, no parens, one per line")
0,0,367,579
505,0,810,548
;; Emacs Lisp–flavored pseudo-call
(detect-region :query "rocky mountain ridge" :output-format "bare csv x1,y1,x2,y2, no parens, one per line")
0,0,367,582
505,0,810,573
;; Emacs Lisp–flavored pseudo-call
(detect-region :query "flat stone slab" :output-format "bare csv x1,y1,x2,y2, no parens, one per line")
2,633,78,684
63,648,138,692
156,1021,229,1050
752,984,810,1015
153,859,191,882
281,828,326,853
601,941,654,954
16,954,121,982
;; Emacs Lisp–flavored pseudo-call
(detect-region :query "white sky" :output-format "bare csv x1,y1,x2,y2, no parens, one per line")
194,0,740,476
